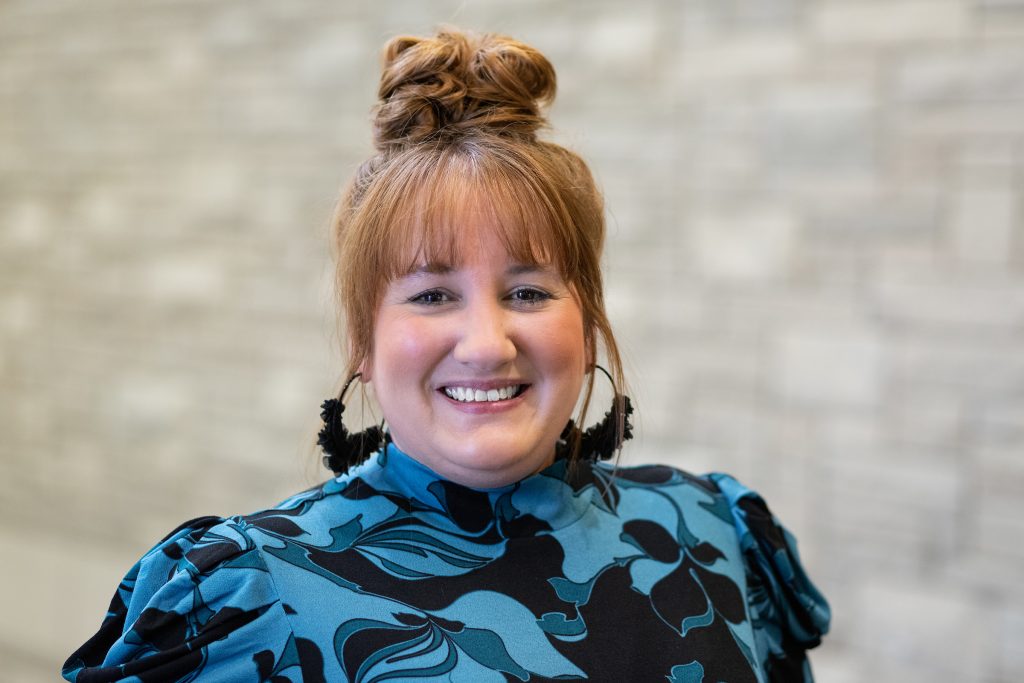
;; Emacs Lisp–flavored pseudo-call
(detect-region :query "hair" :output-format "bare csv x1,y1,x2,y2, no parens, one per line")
331,28,627,461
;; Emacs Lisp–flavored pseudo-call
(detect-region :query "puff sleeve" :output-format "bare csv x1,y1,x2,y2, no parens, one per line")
62,516,302,682
708,474,832,683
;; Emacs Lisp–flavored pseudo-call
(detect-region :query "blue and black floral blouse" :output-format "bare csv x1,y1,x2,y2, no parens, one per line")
63,444,830,682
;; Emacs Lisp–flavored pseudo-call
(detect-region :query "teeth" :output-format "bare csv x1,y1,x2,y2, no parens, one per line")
444,384,522,403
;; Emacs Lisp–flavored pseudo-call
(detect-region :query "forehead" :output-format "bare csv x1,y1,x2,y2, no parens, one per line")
387,180,563,278
403,240,559,280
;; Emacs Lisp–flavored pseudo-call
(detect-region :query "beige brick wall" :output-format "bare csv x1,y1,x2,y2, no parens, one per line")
3,1,1022,681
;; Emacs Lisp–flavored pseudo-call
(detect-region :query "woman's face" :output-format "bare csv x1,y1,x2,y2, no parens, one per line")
363,219,588,488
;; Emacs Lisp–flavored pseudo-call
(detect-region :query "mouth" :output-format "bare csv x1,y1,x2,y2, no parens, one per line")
441,384,528,403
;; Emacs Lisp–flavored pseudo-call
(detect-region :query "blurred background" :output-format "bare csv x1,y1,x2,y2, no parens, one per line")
2,0,1022,681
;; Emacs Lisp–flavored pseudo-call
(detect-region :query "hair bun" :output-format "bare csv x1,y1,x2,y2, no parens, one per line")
373,29,556,150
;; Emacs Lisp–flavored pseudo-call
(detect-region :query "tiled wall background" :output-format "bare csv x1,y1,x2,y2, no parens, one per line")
2,1,1022,681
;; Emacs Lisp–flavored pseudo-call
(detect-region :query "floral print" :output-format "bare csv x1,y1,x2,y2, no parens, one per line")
64,445,829,682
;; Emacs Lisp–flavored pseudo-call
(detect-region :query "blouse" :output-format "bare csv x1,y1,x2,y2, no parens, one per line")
63,443,830,682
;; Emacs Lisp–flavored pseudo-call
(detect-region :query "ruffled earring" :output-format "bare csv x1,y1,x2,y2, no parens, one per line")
318,373,386,475
556,365,634,462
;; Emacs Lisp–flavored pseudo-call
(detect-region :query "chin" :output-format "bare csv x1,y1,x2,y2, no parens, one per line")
445,437,553,483
456,443,544,471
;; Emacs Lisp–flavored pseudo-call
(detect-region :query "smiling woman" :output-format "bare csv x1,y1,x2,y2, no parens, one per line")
368,223,588,488
63,28,830,683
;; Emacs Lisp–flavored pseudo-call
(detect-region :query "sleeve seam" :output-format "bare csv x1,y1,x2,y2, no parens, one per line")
232,519,304,667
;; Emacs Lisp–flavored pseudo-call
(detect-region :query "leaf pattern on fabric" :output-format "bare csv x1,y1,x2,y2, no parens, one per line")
333,612,534,683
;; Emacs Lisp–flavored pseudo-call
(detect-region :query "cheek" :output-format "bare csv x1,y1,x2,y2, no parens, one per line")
531,310,588,376
371,314,449,382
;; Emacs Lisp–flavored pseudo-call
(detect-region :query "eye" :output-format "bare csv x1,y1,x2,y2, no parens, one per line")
409,289,452,305
508,287,552,305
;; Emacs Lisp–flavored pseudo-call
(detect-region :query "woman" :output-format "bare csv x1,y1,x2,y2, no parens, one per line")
64,29,829,682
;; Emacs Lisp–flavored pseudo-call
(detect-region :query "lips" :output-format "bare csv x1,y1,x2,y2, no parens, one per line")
442,384,527,403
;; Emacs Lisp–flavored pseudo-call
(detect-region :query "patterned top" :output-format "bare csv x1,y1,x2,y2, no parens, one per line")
63,444,830,682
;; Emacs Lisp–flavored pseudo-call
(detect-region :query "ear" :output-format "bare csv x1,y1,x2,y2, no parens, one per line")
585,327,597,370
348,332,372,381
357,356,372,382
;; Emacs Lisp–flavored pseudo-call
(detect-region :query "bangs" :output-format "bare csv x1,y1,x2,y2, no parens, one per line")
375,147,578,279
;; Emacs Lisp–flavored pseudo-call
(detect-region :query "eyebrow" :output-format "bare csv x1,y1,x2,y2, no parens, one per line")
508,263,552,276
407,263,453,276
403,262,553,277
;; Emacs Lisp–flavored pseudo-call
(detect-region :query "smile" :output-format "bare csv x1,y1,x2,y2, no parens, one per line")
443,384,526,403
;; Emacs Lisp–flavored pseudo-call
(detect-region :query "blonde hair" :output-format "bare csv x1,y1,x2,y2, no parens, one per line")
332,28,627,460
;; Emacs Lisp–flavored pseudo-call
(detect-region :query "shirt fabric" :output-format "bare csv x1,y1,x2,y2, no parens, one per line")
63,444,830,682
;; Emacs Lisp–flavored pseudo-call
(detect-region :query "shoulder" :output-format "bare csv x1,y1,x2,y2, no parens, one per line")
586,462,829,676
705,471,831,633
601,461,825,579
593,460,721,496
62,515,299,682
706,472,831,678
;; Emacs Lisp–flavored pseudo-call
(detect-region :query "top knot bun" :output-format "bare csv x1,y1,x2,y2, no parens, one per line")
373,29,557,151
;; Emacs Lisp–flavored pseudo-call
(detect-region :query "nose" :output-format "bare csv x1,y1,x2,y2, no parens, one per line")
452,298,516,369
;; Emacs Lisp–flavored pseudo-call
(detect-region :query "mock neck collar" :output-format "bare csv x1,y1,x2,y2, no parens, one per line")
349,442,598,535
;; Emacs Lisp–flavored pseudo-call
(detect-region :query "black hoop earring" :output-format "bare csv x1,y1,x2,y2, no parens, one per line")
318,373,386,475
556,365,634,463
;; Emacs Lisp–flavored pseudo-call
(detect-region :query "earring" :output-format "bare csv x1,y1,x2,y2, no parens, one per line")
557,365,634,463
318,373,386,475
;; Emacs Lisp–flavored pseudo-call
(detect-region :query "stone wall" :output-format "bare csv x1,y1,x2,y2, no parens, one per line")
2,1,1022,680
